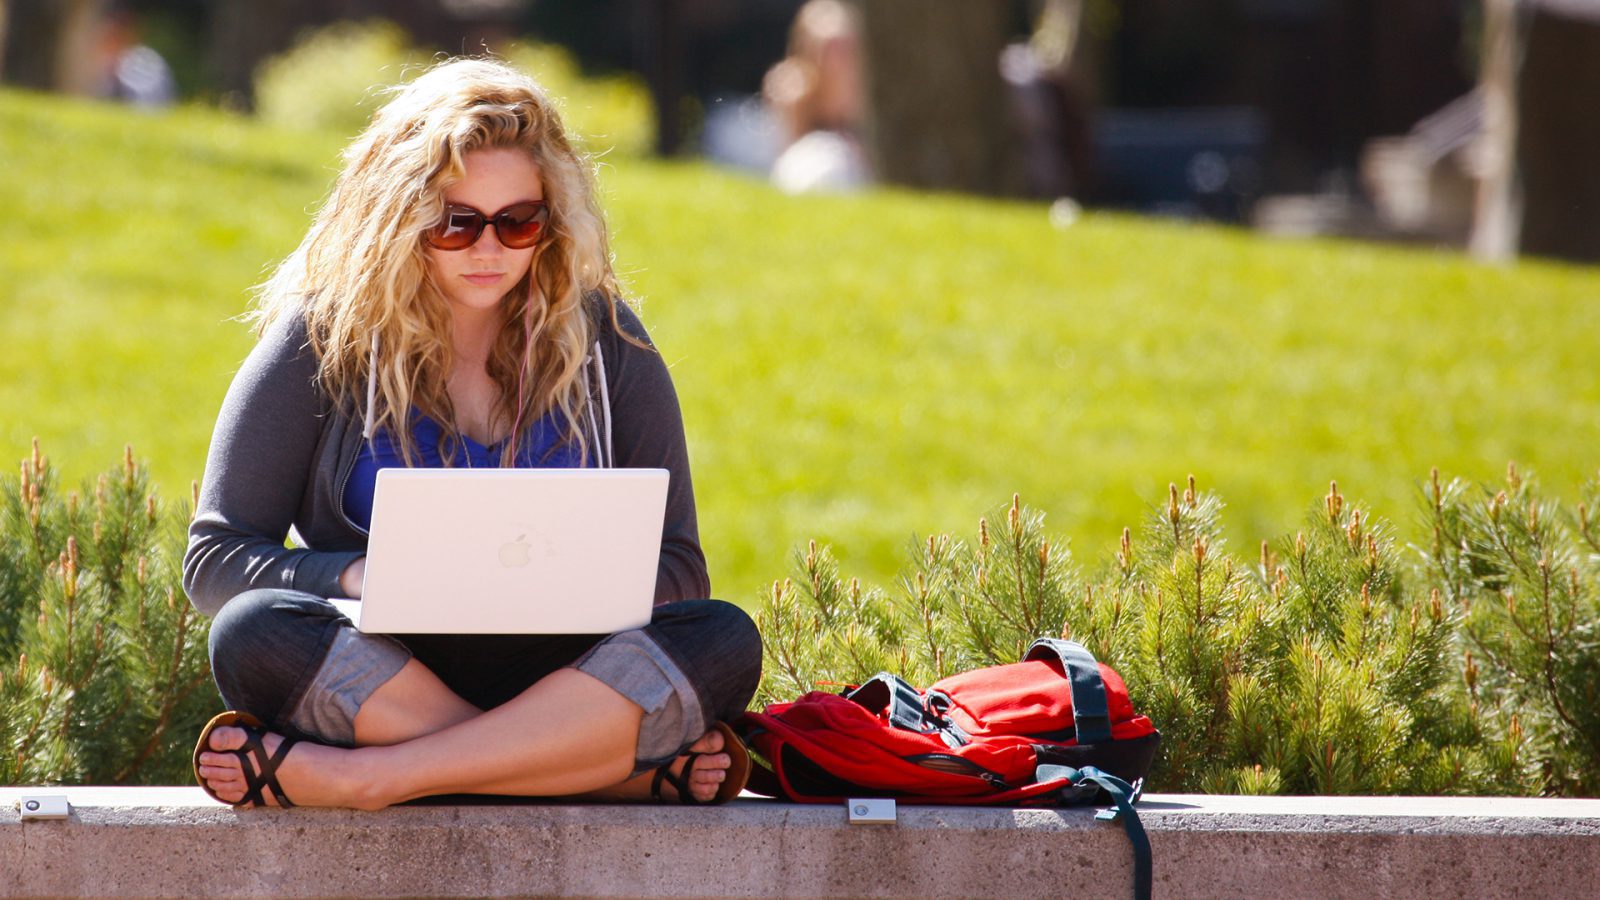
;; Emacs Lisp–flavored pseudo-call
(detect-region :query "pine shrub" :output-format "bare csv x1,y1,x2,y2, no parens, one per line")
1,441,216,785
1423,463,1600,795
6,441,1592,797
753,479,1539,796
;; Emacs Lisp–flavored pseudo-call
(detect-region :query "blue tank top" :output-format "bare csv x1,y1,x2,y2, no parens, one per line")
343,409,587,531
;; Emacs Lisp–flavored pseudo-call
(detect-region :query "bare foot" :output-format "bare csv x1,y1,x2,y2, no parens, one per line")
196,726,379,810
664,726,734,803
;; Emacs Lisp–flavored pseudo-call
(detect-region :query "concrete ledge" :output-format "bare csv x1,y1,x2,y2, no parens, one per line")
4,788,1599,898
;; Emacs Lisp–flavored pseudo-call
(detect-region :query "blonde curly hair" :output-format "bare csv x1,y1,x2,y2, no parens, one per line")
252,57,625,466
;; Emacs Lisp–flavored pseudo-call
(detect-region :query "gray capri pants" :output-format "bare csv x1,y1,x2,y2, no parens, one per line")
208,590,762,775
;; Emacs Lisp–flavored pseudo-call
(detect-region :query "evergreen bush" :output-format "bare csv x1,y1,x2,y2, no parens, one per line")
0,442,216,785
754,479,1540,796
5,440,1593,797
1423,464,1600,795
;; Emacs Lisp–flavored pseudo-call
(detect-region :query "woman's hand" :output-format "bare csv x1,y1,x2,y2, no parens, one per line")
339,557,367,599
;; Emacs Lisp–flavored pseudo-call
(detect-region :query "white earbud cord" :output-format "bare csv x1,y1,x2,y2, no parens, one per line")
592,342,613,468
363,331,379,440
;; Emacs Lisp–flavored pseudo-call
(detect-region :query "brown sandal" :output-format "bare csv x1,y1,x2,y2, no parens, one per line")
651,721,750,805
192,711,298,808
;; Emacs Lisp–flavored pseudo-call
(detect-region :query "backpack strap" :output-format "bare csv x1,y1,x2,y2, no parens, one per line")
845,673,968,748
1024,638,1113,745
1036,764,1151,900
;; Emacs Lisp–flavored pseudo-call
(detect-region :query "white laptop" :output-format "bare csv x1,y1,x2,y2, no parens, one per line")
327,468,669,634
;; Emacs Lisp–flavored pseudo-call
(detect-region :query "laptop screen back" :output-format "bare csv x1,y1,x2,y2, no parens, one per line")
355,468,668,634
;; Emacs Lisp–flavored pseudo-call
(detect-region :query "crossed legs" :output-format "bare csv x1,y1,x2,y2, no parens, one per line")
196,592,760,809
196,661,734,808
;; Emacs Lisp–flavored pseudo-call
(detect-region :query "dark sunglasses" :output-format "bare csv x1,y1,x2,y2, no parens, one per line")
423,201,550,251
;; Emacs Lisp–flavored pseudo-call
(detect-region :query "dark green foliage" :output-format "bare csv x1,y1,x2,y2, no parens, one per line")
6,439,1594,798
1424,464,1600,795
1,442,217,785
756,497,1084,701
754,478,1545,796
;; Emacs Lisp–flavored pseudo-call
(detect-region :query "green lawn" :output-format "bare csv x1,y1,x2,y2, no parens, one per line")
5,89,1599,605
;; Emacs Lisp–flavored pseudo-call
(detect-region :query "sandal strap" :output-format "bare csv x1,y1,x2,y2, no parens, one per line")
234,729,270,808
231,724,297,808
652,751,704,805
259,736,299,808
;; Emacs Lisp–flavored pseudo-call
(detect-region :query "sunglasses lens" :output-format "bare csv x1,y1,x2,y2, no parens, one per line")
424,203,548,250
494,202,549,249
424,207,484,250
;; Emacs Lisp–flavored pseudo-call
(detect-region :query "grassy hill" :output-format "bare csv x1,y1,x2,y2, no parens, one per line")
5,88,1600,605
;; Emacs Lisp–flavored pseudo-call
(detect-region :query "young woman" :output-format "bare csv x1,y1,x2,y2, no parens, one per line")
185,58,761,810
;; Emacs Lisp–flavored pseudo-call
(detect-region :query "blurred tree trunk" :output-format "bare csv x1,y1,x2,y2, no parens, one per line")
1,0,106,92
0,1,10,77
637,0,684,156
854,0,1020,195
1471,0,1519,261
206,0,318,108
3,0,62,88
1515,6,1600,263
52,0,100,93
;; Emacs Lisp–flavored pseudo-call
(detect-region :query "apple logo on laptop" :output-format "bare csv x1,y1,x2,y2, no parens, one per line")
499,534,532,568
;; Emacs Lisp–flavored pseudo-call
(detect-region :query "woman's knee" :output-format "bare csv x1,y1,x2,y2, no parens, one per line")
650,598,763,722
208,589,345,725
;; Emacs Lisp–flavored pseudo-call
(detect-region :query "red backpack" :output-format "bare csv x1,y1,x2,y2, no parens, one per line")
736,638,1159,896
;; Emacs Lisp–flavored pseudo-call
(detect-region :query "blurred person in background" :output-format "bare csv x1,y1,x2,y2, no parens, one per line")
95,3,175,107
761,0,870,193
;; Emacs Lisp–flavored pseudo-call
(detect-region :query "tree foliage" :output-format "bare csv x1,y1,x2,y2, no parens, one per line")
1423,463,1600,795
6,442,1595,797
1,441,216,785
754,476,1552,796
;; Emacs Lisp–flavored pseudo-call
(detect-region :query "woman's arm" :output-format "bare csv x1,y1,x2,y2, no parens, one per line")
600,302,713,605
183,315,364,616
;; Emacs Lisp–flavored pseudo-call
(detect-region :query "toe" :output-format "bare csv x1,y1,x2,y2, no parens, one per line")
692,768,726,787
198,750,241,770
198,722,296,808
688,775,719,802
693,752,731,775
197,762,240,782
685,750,731,794
207,725,248,753
686,727,725,756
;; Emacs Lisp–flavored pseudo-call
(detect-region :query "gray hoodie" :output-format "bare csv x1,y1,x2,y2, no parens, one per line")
183,300,710,617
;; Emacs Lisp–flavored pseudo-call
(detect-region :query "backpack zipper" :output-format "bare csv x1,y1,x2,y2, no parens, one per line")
903,753,1015,790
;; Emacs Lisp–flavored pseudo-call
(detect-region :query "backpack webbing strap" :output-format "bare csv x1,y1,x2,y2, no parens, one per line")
922,690,973,746
1024,638,1113,744
1037,764,1151,900
845,673,926,732
846,674,970,748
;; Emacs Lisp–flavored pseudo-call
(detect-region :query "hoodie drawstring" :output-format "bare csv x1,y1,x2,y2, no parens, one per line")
363,331,379,440
591,341,613,468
